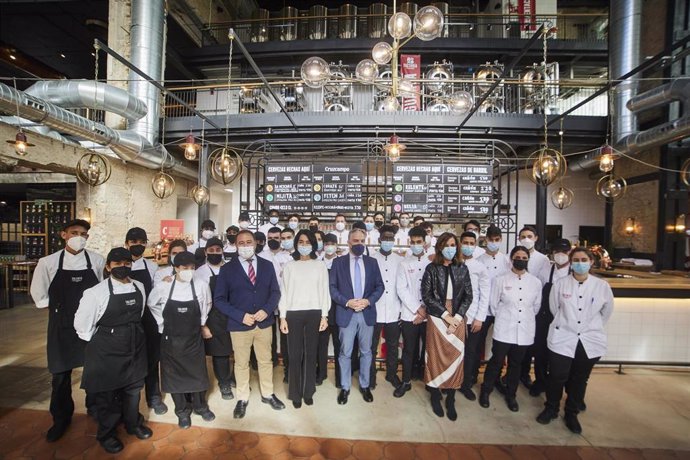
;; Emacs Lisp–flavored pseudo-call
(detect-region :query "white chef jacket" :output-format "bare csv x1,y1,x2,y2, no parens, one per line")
396,252,431,322
223,243,237,254
153,265,176,286
30,249,105,309
538,262,571,286
528,250,550,277
365,229,380,246
464,258,491,323
394,228,410,256
74,278,146,341
322,254,338,270
193,263,222,285
146,278,212,333
131,257,157,281
188,238,209,253
473,246,486,258
548,274,614,359
371,251,403,323
476,251,512,316
258,222,283,236
329,229,350,246
490,271,542,346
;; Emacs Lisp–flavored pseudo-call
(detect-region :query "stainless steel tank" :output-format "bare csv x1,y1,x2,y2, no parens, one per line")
425,62,452,93
338,4,358,39
368,3,388,38
308,5,328,40
274,6,298,41
400,3,418,17
251,8,269,43
431,2,449,38
475,63,503,94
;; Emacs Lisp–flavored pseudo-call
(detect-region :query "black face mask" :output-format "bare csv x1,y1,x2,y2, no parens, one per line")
512,259,528,271
267,239,280,250
129,244,145,257
375,220,384,228
255,243,265,253
309,225,318,233
391,225,400,234
110,266,131,280
226,234,237,244
206,253,223,265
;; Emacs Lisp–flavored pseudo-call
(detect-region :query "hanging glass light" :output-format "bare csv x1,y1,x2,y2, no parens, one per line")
388,12,412,39
449,91,474,114
180,134,199,161
209,147,243,186
151,172,176,199
6,131,33,156
596,174,627,202
372,42,393,65
76,152,111,186
380,95,400,111
681,157,690,186
413,6,444,41
300,57,330,88
383,135,406,163
398,79,415,97
527,146,566,186
551,185,574,209
599,144,614,172
355,59,378,84
190,184,210,205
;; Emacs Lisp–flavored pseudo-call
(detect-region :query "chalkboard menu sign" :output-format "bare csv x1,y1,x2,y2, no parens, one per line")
264,163,363,213
391,163,493,215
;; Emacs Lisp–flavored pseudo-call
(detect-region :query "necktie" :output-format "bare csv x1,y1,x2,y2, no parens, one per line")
354,256,363,299
247,259,256,285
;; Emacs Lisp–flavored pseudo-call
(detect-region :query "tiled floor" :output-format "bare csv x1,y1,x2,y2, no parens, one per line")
1,303,689,459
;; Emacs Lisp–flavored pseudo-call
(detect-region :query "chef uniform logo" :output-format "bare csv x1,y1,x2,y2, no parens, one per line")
562,293,572,299
177,307,188,313
71,276,83,283
504,285,512,290
125,299,136,306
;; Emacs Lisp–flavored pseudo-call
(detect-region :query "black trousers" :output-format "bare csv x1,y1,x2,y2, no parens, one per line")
472,315,494,382
520,313,552,385
370,322,401,386
145,331,162,406
286,310,321,401
481,340,528,398
413,322,427,378
92,379,144,441
461,323,484,390
317,324,340,384
400,321,423,384
171,392,208,417
211,356,234,387
545,341,599,415
49,370,95,425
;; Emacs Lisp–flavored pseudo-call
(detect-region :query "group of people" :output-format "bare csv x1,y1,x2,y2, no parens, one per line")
29,211,614,454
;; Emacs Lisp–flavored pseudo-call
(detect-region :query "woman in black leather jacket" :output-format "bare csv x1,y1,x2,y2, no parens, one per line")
421,232,473,421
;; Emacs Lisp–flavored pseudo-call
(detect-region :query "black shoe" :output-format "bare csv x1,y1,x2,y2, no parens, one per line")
229,377,237,388
385,374,402,389
536,407,558,425
178,415,192,429
520,374,533,390
100,436,124,454
292,400,302,409
360,387,374,403
127,425,153,439
337,389,350,405
459,387,476,401
194,409,216,422
370,382,377,390
495,376,507,395
529,381,545,397
150,400,168,415
579,401,587,412
394,382,411,398
261,394,286,410
46,421,70,442
564,413,582,434
233,401,248,419
431,397,444,417
446,397,457,421
304,398,313,406
220,385,234,400
479,390,490,408
505,396,519,412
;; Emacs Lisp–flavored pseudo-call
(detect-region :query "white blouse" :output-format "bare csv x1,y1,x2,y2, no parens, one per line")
278,259,331,318
489,271,542,346
146,278,212,333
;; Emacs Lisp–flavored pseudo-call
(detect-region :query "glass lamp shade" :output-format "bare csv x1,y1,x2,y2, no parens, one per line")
209,147,243,185
449,91,474,114
151,172,176,199
551,186,574,210
380,95,400,111
413,6,444,41
372,41,393,65
528,147,566,186
388,12,412,39
398,79,415,97
384,135,406,163
190,185,210,205
355,59,378,84
596,174,627,202
76,152,112,187
6,131,33,156
599,144,614,172
181,134,199,160
301,57,330,88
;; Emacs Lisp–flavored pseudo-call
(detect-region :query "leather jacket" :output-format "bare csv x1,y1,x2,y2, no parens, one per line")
421,262,473,319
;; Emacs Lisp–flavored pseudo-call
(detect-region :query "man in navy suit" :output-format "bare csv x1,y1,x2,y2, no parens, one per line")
329,228,384,404
214,230,285,419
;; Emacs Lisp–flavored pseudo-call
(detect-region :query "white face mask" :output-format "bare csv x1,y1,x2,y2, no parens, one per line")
238,246,255,260
67,236,87,252
400,218,410,227
202,230,214,240
178,269,194,282
554,252,570,266
520,237,535,250
335,222,345,232
239,221,249,230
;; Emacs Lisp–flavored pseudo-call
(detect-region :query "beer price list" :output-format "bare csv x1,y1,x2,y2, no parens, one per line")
392,163,493,215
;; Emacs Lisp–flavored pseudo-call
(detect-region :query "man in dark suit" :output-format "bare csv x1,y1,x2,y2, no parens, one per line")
214,230,285,419
329,228,384,405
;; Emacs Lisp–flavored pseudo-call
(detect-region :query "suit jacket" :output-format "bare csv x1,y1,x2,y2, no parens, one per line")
329,253,385,328
214,256,280,331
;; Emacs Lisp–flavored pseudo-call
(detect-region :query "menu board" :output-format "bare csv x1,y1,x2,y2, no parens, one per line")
264,162,362,213
391,163,493,215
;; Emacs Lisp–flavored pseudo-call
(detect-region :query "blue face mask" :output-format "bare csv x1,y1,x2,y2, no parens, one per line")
486,241,501,252
297,245,312,256
269,216,279,225
461,245,474,257
288,221,299,230
571,261,591,275
442,246,457,260
365,222,375,231
281,239,294,251
351,244,366,256
380,241,394,253
410,244,425,256
317,241,323,251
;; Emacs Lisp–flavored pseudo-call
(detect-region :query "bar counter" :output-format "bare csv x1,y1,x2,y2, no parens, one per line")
592,268,690,298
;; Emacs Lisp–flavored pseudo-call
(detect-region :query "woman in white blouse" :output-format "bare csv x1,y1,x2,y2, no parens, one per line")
479,246,542,412
279,229,331,408
147,251,214,429
537,247,614,434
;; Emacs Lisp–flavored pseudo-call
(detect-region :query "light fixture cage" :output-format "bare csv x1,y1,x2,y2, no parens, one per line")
551,185,574,210
190,184,210,205
598,144,615,172
681,157,690,186
76,152,112,187
181,134,200,161
209,147,244,185
596,174,628,202
384,135,406,163
151,171,176,199
6,131,34,156
527,146,567,186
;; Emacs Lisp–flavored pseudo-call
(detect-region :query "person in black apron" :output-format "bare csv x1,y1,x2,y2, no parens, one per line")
75,248,152,454
148,251,214,429
224,225,239,261
125,227,167,415
30,219,103,442
195,237,235,400
153,239,187,286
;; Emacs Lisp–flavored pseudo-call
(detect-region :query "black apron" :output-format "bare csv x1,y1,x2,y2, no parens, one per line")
47,251,99,374
203,265,232,356
538,265,557,323
130,259,160,358
81,280,147,393
160,280,209,393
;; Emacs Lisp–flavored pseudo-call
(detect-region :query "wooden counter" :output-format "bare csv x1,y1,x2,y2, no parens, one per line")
592,268,690,298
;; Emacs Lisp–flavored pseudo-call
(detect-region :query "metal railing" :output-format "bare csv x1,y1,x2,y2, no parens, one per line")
203,12,608,45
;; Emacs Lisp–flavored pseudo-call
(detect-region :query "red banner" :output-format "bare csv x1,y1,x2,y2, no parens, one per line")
400,54,421,111
160,219,184,240
518,0,536,32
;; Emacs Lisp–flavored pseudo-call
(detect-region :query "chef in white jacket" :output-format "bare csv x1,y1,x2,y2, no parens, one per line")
479,245,542,412
537,247,614,435
518,225,550,278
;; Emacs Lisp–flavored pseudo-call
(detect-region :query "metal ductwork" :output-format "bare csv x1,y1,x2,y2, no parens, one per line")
626,79,690,113
619,116,690,154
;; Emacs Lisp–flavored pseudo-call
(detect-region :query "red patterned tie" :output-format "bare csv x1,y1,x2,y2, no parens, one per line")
247,259,256,285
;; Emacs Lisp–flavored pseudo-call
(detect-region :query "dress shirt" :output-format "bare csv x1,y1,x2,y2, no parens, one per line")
30,249,105,309
131,257,157,280
278,259,331,318
193,263,222,285
371,251,403,323
464,258,491,323
348,254,366,298
258,222,283,236
396,253,431,322
74,278,146,341
548,274,614,359
490,270,542,346
238,256,258,279
147,278,212,333
153,265,176,286
528,250,551,277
